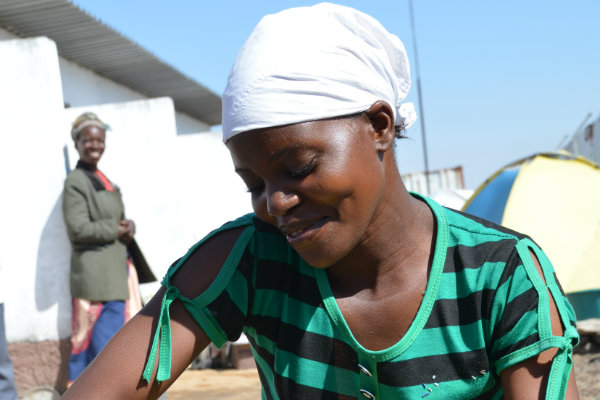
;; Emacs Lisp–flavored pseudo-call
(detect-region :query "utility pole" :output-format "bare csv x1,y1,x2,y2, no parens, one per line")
408,0,431,195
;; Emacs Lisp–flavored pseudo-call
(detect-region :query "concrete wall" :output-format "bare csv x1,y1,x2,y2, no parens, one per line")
0,36,71,395
175,110,213,135
59,57,211,135
1,26,211,135
0,33,248,395
58,57,146,107
0,36,69,342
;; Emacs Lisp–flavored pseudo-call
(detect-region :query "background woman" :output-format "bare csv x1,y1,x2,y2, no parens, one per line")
62,112,144,385
64,4,579,399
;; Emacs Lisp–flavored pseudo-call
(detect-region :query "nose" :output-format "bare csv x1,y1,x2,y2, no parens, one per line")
88,139,102,149
266,187,300,216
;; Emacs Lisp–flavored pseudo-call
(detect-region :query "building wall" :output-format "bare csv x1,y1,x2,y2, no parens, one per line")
175,110,213,134
0,33,243,395
0,36,69,342
1,26,211,135
59,57,146,107
0,36,70,395
401,166,465,197
59,57,211,134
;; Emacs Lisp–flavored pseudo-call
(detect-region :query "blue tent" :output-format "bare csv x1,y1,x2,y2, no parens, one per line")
463,152,600,320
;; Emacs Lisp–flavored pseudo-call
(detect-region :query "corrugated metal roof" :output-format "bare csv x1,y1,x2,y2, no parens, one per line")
0,0,222,125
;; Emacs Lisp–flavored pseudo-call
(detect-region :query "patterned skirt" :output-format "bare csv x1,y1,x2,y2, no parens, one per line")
67,260,142,383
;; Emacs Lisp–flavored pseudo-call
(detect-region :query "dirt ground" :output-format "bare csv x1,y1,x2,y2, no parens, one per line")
167,368,261,400
167,348,600,400
573,344,600,400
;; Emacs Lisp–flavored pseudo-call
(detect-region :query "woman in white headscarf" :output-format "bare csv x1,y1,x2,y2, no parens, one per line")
64,4,579,399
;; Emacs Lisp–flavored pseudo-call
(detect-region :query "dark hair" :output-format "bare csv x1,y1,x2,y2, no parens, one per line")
395,122,407,139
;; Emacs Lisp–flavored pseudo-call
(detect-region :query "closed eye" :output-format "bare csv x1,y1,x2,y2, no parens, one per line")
290,157,317,179
246,182,264,195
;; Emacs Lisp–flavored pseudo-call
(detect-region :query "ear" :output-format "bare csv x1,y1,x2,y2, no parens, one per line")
364,100,395,152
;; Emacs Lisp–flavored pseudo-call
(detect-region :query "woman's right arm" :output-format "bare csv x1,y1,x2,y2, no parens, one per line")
62,175,120,244
62,226,246,399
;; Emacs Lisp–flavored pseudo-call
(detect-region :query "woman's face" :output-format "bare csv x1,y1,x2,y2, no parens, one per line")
227,115,388,268
75,125,105,167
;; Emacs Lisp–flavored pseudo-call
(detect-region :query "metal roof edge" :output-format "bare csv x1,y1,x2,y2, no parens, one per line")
0,0,222,125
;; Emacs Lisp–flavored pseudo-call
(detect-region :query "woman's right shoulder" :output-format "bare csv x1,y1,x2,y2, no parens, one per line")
64,168,87,186
168,214,259,299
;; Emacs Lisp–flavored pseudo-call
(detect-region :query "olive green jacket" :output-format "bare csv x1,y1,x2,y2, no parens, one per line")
62,165,129,301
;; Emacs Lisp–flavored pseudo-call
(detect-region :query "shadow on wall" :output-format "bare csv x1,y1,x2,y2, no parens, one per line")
34,195,71,389
35,195,71,326
36,145,72,332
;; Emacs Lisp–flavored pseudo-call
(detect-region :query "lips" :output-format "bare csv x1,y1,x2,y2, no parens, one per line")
279,217,328,244
286,228,305,239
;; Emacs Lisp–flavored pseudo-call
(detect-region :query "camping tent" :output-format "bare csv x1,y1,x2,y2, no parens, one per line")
463,152,600,320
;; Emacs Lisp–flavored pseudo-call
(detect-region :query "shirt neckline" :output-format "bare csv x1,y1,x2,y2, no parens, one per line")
313,193,449,361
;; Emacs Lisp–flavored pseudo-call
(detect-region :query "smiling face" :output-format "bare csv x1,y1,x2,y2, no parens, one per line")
227,110,394,268
75,125,105,167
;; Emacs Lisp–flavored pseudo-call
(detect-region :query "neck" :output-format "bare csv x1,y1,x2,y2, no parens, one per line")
327,172,435,297
76,159,98,171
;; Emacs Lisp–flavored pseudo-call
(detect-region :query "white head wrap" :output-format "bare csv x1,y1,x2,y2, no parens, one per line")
222,2,416,143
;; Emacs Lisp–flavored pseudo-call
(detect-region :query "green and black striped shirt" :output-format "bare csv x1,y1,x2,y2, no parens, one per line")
148,195,578,399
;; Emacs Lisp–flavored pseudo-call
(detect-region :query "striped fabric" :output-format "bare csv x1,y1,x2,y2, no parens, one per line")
155,195,578,399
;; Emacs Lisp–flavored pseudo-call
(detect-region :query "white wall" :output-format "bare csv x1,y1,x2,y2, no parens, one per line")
59,57,211,135
0,37,70,342
166,130,252,245
59,58,146,107
2,24,215,136
0,35,249,344
175,110,212,135
401,166,466,197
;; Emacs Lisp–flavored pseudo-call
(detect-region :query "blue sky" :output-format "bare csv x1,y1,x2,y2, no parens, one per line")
71,0,600,189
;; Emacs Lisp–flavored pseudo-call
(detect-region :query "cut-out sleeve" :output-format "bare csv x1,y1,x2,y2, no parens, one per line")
490,238,578,399
143,214,257,382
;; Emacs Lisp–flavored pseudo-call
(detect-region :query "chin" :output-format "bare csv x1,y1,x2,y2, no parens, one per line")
295,247,339,269
292,226,354,269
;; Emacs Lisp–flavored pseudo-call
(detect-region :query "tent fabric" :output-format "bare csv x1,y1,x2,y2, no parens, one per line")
463,152,600,295
575,222,600,288
463,169,518,225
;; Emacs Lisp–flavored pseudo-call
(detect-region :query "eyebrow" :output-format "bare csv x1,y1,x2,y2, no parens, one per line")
234,145,308,174
266,146,298,165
